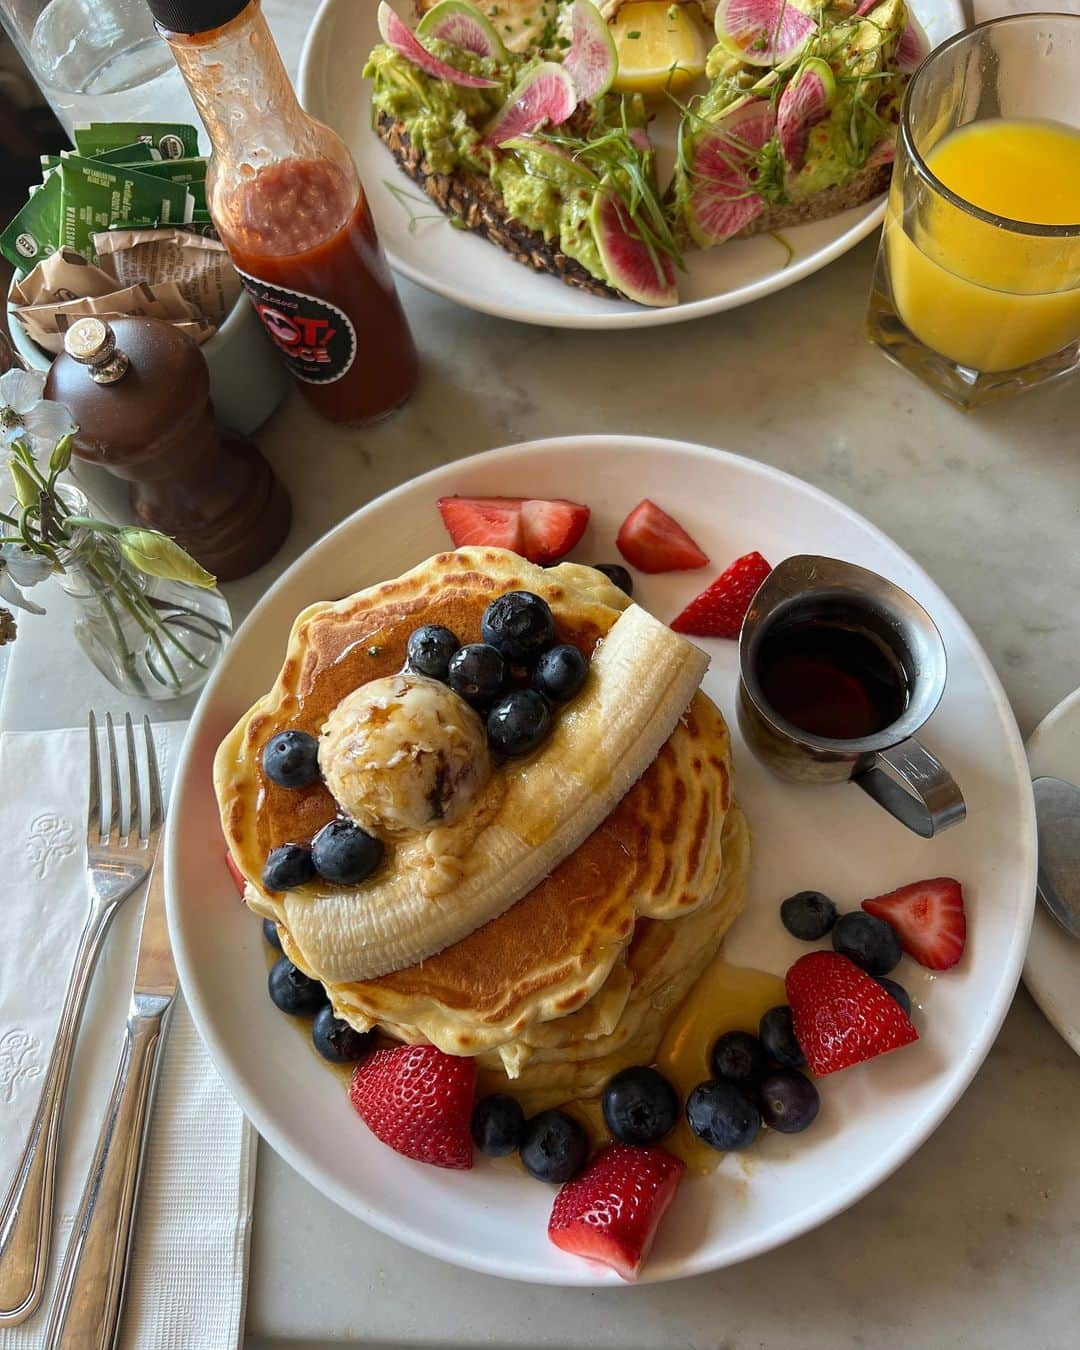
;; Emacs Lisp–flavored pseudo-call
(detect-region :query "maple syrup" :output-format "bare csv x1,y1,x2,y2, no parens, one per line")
757,618,909,741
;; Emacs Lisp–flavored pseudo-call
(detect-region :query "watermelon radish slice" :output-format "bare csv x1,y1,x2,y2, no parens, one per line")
501,136,600,183
777,57,836,170
713,0,817,68
416,0,509,61
897,15,929,72
854,0,877,14
563,0,618,102
684,98,776,247
629,126,652,155
866,135,896,169
483,62,578,148
376,3,500,88
590,190,677,307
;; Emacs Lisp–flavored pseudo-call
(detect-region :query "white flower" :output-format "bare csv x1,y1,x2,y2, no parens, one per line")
0,557,45,615
0,369,76,458
0,541,52,587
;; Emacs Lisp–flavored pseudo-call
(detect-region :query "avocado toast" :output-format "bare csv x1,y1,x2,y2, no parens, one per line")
365,0,926,305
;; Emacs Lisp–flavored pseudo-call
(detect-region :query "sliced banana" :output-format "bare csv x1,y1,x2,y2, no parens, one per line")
249,604,708,984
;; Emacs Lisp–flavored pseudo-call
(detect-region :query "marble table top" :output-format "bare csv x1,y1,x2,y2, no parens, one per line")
3,2,1078,1346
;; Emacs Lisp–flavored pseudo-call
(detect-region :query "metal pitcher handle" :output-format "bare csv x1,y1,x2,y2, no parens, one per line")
855,738,966,838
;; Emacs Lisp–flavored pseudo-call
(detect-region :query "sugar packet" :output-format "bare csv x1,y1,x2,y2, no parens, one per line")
73,121,201,160
58,156,195,260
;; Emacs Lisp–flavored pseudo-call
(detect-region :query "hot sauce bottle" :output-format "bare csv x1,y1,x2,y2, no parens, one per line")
148,0,418,425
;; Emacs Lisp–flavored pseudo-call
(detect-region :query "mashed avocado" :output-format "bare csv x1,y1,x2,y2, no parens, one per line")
677,0,911,227
365,40,617,283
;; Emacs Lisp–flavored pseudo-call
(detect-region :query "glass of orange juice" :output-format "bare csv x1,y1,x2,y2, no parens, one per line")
866,13,1080,409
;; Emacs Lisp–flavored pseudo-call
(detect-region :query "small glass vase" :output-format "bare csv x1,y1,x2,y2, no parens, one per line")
54,512,232,702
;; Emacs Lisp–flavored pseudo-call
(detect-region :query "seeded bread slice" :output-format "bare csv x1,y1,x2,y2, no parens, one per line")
738,160,892,236
374,111,621,299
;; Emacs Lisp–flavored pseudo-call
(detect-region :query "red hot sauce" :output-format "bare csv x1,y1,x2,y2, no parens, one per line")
155,0,418,425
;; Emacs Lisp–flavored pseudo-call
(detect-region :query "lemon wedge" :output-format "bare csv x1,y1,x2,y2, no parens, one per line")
610,1,708,97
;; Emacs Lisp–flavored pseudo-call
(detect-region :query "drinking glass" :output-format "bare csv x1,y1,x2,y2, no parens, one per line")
0,0,196,140
866,13,1080,409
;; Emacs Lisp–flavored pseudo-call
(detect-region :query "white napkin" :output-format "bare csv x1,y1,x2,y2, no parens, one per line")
0,723,256,1350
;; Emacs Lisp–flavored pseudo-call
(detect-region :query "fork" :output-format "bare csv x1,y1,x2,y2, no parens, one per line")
0,712,162,1327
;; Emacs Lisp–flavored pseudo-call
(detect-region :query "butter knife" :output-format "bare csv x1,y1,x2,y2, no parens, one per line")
43,854,177,1350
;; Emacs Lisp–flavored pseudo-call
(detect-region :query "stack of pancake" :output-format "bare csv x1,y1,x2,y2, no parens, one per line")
215,548,749,1114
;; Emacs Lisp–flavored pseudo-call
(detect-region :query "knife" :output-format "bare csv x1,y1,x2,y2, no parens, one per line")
43,856,177,1350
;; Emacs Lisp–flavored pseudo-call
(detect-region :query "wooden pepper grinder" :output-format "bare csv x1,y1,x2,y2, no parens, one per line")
45,315,291,581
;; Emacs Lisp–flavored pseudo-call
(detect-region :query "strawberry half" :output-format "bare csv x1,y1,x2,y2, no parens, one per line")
349,1044,476,1169
616,500,709,574
548,1144,685,1281
786,951,918,1077
520,498,591,564
670,551,772,639
862,877,966,970
225,850,247,899
437,495,525,552
437,495,590,564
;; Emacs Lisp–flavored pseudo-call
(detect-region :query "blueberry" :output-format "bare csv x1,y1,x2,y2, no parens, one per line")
262,843,315,892
759,1070,820,1134
480,592,556,665
268,956,327,1016
471,1093,526,1157
759,1005,807,1070
262,729,320,789
486,689,552,757
311,819,383,885
406,624,460,681
780,890,838,942
311,1005,371,1062
447,642,507,708
519,1109,588,1183
686,1079,761,1151
592,563,633,596
601,1066,679,1145
875,976,912,1018
831,911,902,977
532,644,589,704
262,917,283,950
710,1030,767,1086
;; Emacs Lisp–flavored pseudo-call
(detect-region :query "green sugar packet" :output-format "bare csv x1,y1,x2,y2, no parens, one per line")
44,143,159,175
0,173,62,272
74,121,200,160
115,157,208,211
58,155,194,260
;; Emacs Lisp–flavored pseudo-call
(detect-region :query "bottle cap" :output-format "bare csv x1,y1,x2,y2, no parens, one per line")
145,0,248,36
64,318,130,385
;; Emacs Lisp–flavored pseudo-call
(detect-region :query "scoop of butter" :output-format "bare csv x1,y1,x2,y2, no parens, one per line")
319,673,490,833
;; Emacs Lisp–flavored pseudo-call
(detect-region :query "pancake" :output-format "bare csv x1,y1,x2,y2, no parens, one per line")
315,691,734,1056
474,801,751,1111
216,549,709,984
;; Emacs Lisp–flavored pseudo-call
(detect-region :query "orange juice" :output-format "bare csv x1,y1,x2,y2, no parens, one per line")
885,118,1080,371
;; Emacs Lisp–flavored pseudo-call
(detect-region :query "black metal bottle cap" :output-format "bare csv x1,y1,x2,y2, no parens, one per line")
145,0,249,35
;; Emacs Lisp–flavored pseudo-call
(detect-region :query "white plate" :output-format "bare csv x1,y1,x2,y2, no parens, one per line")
1023,688,1080,1057
166,436,1035,1285
298,0,964,329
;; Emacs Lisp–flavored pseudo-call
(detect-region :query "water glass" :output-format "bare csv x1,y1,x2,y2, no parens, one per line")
866,13,1080,408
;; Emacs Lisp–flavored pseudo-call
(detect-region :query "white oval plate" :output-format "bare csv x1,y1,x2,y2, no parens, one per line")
166,436,1034,1285
298,0,964,330
1023,687,1080,1057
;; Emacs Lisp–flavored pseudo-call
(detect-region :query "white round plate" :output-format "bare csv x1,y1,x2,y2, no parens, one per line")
298,0,964,330
1023,688,1080,1057
167,436,1034,1285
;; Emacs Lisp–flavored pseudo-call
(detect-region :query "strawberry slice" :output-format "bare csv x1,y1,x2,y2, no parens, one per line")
520,497,591,564
862,877,966,970
437,496,525,552
349,1044,475,1169
616,500,709,574
548,1144,684,1281
225,850,247,899
786,951,918,1077
670,551,772,638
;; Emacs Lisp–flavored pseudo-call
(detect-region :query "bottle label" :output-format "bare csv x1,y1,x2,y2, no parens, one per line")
235,269,356,385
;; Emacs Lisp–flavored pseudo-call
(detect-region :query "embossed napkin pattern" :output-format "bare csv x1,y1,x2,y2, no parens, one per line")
0,724,255,1350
